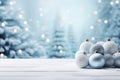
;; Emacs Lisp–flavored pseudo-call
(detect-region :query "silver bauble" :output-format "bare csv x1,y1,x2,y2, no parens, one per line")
103,39,118,54
104,54,114,67
90,44,104,54
79,39,93,54
75,51,88,68
113,51,120,67
89,53,105,69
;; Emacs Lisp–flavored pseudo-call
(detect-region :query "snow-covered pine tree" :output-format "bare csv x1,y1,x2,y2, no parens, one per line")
48,12,70,58
67,25,78,58
39,26,50,56
0,0,46,58
105,0,120,48
90,0,112,42
91,0,120,48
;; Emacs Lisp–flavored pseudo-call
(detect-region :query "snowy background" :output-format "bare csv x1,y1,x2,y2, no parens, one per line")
16,0,98,58
16,0,97,40
0,0,119,59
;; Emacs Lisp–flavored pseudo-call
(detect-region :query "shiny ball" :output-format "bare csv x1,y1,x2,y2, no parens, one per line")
104,54,114,67
89,53,105,69
90,44,104,54
113,52,120,68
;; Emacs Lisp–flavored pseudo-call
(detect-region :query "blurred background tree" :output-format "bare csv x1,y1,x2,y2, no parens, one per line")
0,0,46,59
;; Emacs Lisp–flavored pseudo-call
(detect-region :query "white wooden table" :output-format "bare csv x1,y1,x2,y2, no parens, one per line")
0,59,119,80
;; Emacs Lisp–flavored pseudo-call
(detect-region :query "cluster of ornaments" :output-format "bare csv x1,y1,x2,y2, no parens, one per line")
75,39,120,69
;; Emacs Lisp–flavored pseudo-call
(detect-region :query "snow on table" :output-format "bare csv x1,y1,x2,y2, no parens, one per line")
0,59,119,80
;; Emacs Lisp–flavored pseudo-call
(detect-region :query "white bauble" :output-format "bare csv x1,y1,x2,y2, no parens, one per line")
104,54,114,67
75,51,81,59
103,39,118,54
75,51,88,68
90,44,104,54
113,51,120,67
89,52,105,69
79,39,93,54
96,41,105,46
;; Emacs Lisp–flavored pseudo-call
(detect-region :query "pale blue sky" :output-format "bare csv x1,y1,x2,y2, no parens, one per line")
15,0,98,41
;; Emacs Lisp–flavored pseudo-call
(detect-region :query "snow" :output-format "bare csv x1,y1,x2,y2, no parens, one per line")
0,59,119,80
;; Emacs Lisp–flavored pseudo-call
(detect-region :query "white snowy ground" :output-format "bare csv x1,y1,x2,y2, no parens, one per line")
0,59,119,80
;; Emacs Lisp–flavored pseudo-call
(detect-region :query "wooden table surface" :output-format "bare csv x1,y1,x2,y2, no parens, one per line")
0,59,119,80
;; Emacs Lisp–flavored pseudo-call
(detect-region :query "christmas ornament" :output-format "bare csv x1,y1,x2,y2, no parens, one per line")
89,51,105,69
90,44,104,54
103,39,118,54
104,54,114,67
113,51,120,67
75,51,88,68
79,39,93,54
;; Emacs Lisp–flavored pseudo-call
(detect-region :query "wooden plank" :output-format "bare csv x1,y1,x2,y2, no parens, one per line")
0,72,119,80
0,59,119,80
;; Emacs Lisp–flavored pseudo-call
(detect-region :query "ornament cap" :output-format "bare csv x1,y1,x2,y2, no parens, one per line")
118,50,120,53
83,52,86,55
95,50,99,53
107,38,111,41
85,39,89,42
